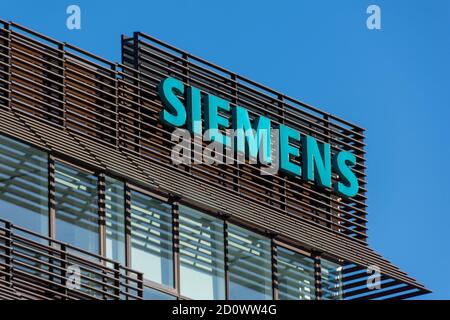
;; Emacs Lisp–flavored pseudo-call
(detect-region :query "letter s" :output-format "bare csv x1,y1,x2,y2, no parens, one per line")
333,151,359,197
158,77,187,127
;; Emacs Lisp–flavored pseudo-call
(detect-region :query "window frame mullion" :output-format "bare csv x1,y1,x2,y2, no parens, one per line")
124,182,132,268
48,154,56,239
314,252,322,300
98,172,106,258
170,195,181,297
223,218,230,300
272,239,279,300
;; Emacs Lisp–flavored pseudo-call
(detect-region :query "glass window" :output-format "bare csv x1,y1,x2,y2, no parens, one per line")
55,161,99,253
277,246,316,300
130,190,173,287
321,258,343,300
228,224,272,300
0,134,48,234
143,286,176,300
105,176,125,265
179,205,225,300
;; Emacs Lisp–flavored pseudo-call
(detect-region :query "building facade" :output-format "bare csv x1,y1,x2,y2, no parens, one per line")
0,20,429,300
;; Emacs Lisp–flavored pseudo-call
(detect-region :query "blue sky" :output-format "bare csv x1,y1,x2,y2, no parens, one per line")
2,0,449,299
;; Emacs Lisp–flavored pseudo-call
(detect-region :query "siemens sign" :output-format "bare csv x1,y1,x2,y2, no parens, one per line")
157,77,359,198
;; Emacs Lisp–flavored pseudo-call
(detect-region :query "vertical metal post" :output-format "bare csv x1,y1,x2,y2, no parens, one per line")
98,174,109,301
182,53,189,84
133,32,140,70
98,173,106,258
278,94,287,213
314,252,322,300
61,243,68,299
4,23,11,112
323,114,333,229
137,271,144,300
120,34,126,65
133,32,142,155
223,218,230,300
113,262,121,300
231,74,240,193
112,64,119,149
271,239,279,300
278,94,288,212
59,42,66,127
124,182,132,268
123,183,133,300
47,155,60,295
48,155,56,239
182,53,193,176
170,195,181,295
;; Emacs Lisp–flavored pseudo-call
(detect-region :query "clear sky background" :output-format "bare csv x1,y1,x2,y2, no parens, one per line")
2,0,449,299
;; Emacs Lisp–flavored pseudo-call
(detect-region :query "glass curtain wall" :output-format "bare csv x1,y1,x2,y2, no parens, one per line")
55,161,99,253
227,224,272,300
277,246,316,300
0,134,346,301
130,190,173,287
0,134,48,235
179,205,225,299
321,258,343,300
105,176,126,264
143,287,176,300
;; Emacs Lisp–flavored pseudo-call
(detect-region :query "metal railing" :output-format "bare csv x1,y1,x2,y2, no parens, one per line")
0,218,143,300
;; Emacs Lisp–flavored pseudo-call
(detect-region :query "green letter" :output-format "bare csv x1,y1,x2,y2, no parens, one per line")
232,106,271,164
302,135,331,188
333,151,359,197
158,77,186,127
278,124,301,176
204,94,231,147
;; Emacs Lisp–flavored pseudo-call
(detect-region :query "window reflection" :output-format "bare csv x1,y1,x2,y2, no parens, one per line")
143,286,176,300
321,258,343,300
277,246,315,300
105,176,125,264
228,224,272,300
179,205,225,300
0,135,48,235
55,161,99,253
130,190,173,287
